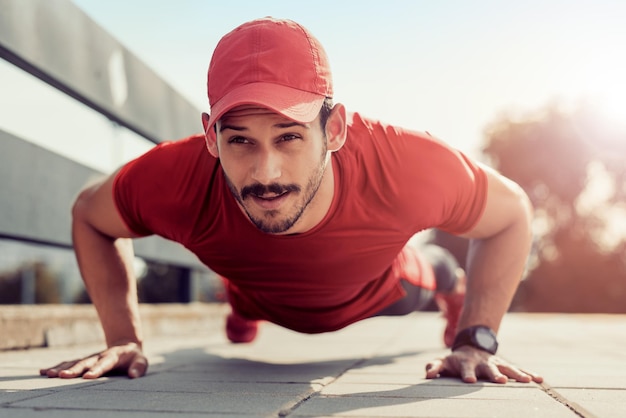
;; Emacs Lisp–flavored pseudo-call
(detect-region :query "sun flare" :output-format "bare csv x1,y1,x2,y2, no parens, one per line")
582,57,626,135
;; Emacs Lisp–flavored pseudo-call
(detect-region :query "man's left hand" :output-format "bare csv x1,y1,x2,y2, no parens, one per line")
425,346,543,384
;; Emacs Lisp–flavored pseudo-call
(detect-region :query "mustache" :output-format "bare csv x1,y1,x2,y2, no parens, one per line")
240,183,301,200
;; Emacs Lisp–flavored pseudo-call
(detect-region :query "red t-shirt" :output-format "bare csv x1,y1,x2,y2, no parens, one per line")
114,113,487,333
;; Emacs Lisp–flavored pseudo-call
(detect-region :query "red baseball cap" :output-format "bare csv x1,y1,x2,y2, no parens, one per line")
206,17,333,130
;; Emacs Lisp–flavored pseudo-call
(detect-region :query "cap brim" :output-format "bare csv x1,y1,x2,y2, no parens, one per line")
207,82,326,129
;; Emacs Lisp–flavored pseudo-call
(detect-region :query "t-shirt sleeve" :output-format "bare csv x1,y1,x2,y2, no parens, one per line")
355,116,488,236
431,145,487,234
404,132,487,235
113,155,156,237
113,135,215,242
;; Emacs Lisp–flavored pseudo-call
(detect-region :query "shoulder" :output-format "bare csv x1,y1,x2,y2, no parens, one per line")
117,134,215,185
342,112,457,172
130,134,210,169
339,112,487,232
114,134,215,200
346,112,442,149
113,133,219,240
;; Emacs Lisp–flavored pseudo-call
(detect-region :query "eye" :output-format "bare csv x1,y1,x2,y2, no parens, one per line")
279,133,301,142
228,136,250,144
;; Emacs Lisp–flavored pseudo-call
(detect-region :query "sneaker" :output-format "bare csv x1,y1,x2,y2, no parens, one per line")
226,311,259,344
434,269,466,348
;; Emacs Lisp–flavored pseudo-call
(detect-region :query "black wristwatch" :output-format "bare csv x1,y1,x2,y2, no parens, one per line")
451,325,499,354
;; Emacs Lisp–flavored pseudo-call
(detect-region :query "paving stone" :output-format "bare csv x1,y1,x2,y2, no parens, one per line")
320,382,549,400
170,359,357,385
11,388,301,416
290,395,578,417
335,372,538,387
0,368,105,391
555,388,626,418
541,373,626,389
0,390,55,405
94,372,323,395
0,407,255,418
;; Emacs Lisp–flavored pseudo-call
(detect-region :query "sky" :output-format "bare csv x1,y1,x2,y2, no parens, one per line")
1,0,625,172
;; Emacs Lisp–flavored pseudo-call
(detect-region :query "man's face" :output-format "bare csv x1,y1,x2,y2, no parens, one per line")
215,106,330,235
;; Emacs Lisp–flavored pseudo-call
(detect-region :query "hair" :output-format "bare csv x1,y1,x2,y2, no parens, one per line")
319,97,334,132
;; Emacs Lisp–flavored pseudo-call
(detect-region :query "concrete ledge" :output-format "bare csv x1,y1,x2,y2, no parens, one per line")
0,303,227,350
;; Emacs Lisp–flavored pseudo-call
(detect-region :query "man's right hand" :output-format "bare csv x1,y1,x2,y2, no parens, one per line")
39,342,148,379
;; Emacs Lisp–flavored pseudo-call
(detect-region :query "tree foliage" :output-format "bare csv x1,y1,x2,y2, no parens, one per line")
481,103,626,312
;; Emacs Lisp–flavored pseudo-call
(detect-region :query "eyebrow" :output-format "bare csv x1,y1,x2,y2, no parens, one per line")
219,121,308,133
219,124,246,132
275,121,308,129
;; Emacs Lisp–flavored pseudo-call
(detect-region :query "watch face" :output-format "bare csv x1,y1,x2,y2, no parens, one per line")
452,325,499,354
475,328,496,349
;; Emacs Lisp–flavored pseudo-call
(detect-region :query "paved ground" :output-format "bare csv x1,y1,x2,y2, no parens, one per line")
1,310,625,417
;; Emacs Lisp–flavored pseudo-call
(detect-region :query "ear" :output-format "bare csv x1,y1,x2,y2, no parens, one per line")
201,112,219,158
325,103,347,152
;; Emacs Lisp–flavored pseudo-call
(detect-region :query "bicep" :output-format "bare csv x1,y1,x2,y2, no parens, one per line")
72,171,141,239
460,164,533,239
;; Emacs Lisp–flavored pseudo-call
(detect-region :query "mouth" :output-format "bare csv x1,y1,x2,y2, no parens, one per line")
249,191,291,210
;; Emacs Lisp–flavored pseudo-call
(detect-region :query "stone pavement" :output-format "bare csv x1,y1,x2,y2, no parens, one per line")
0,309,625,417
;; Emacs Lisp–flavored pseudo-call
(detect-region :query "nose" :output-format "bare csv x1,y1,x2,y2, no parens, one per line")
251,149,282,184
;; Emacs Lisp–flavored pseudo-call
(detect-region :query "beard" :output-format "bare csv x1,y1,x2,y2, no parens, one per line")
224,144,329,234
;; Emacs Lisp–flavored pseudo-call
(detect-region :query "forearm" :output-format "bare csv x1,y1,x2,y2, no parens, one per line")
459,211,532,333
72,216,143,348
457,165,534,332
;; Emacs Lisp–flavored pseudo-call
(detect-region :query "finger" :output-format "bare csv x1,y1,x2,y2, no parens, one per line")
425,359,444,379
480,363,508,384
40,364,61,376
128,356,149,379
521,368,544,384
49,360,95,378
57,357,99,379
502,365,544,384
82,353,120,379
509,370,532,383
460,362,478,384
41,361,78,378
